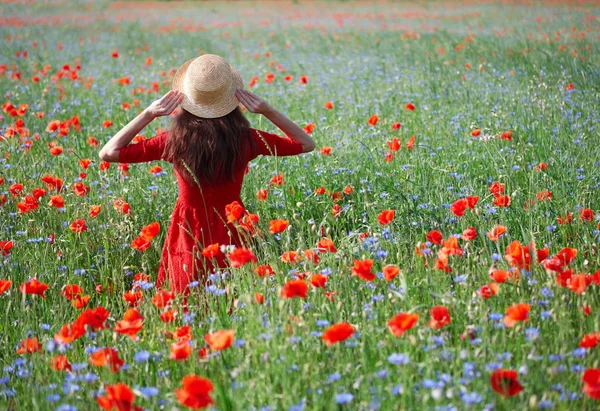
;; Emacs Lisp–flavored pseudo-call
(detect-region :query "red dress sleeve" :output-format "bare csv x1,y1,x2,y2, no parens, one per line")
250,128,303,160
118,132,168,164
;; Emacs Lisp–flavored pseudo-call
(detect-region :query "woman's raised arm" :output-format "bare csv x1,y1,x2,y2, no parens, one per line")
99,90,184,162
235,89,315,153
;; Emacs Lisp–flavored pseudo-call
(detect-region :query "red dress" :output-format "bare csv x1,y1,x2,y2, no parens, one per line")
118,128,303,293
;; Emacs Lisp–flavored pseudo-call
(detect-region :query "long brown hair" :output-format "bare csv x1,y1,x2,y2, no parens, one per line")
164,107,253,184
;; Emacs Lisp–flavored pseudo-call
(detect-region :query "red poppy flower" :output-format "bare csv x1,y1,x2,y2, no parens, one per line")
471,129,481,137
557,212,573,225
113,198,131,215
405,103,415,111
386,138,401,152
320,146,332,156
582,368,600,400
0,279,12,295
466,195,479,209
322,322,355,346
503,240,531,270
50,355,71,371
71,295,90,309
324,101,334,109
351,258,375,281
204,329,234,351
72,182,89,197
17,195,39,213
228,247,257,268
504,303,530,327
388,313,419,337
62,284,83,300
77,306,110,330
556,247,577,266
170,340,192,360
478,282,499,298
31,187,46,200
487,225,507,242
199,243,220,259
254,292,265,304
140,222,160,241
20,278,48,299
382,265,400,281
461,227,477,241
160,309,177,323
450,199,468,216
255,265,274,277
48,195,64,208
69,219,87,233
429,306,451,329
269,219,289,234
123,290,143,306
426,230,443,245
304,123,315,134
97,383,142,411
391,122,401,130
368,114,378,126
16,337,43,354
490,369,523,397
114,309,144,341
151,290,174,309
491,270,509,283
175,326,193,341
310,274,327,288
568,274,590,294
316,238,337,253
579,333,600,349
175,375,215,410
270,174,284,186
488,181,505,196
281,250,300,263
54,321,85,344
580,208,595,222
225,201,245,223
130,236,150,251
256,189,268,201
0,241,13,256
377,209,395,225
280,279,308,299
493,195,511,207
89,347,124,373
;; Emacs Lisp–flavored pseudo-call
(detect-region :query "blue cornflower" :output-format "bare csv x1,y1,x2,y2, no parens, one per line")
134,351,150,363
335,393,353,404
139,387,159,397
387,353,409,365
525,327,540,342
328,372,342,383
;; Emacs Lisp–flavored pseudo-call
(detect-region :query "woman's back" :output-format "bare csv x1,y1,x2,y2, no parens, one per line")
117,127,303,210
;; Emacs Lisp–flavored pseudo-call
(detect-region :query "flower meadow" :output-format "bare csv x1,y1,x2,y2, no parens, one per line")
1,0,600,409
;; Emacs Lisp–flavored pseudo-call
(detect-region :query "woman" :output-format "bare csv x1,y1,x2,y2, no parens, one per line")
99,54,315,294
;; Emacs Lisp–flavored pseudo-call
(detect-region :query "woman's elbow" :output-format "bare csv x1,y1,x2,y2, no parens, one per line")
302,141,316,153
98,147,117,162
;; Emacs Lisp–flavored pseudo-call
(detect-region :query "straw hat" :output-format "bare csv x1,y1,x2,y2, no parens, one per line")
172,54,243,118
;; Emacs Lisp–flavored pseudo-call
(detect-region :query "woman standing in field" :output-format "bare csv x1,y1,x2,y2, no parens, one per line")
99,54,315,294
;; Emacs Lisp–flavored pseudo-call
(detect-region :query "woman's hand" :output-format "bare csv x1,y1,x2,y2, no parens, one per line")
235,89,272,115
146,90,185,119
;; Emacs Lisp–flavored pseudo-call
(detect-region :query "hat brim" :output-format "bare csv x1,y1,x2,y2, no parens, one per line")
171,57,244,119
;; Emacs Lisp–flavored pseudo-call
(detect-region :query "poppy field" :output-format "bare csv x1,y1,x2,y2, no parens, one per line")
1,0,600,409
